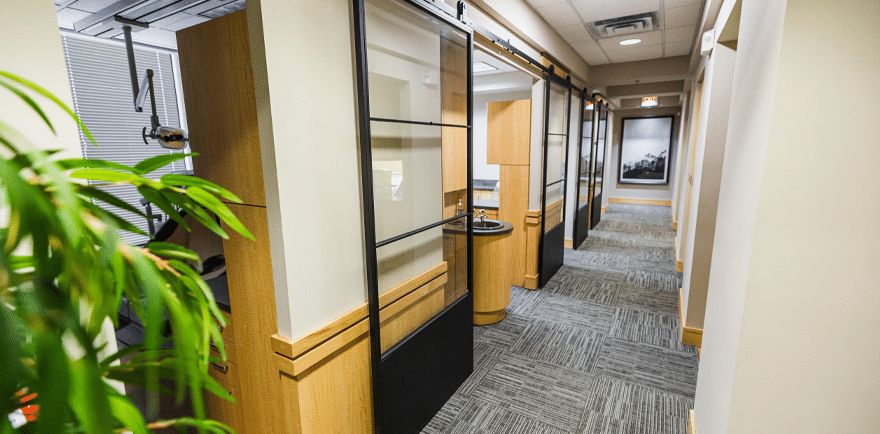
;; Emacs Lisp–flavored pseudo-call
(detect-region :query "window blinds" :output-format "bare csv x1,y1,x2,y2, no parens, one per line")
61,34,185,246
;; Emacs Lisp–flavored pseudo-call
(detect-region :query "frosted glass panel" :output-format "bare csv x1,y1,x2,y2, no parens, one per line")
545,134,566,183
371,121,443,242
365,0,467,125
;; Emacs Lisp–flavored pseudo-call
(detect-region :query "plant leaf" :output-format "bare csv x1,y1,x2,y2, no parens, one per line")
69,168,144,183
132,153,194,175
58,158,135,173
76,185,148,219
145,241,200,263
186,187,253,240
160,174,242,203
0,70,95,143
107,387,149,434
0,79,54,134
137,186,189,233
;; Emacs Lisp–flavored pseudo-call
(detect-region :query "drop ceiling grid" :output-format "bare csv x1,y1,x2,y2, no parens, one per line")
528,0,704,66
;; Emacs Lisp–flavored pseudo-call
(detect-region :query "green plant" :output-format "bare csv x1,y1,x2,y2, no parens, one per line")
0,70,252,433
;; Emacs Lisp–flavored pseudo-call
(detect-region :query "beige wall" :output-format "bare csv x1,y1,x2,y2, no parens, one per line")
681,42,736,330
697,1,880,433
722,1,880,433
605,107,680,203
1,2,81,158
248,0,367,340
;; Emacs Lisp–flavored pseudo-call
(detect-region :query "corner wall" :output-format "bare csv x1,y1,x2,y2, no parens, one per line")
605,107,680,204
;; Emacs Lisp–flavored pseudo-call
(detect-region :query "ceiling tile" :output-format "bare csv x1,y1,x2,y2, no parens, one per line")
68,0,119,13
663,4,701,29
524,0,568,8
56,7,92,29
570,39,603,53
664,0,701,8
664,42,692,57
571,0,660,23
556,23,593,43
665,25,696,43
159,14,210,32
604,44,663,63
577,49,610,65
537,2,582,27
597,29,662,50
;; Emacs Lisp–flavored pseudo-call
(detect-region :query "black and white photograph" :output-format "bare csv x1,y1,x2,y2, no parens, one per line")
618,116,674,185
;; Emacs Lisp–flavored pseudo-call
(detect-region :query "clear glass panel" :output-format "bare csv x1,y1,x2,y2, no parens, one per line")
365,0,468,125
594,108,608,195
371,121,444,242
620,116,673,184
545,134,566,184
544,182,564,233
546,82,568,134
377,226,447,352
579,115,593,210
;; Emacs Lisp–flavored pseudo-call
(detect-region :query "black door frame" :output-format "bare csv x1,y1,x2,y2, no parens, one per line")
590,98,611,229
537,70,573,288
571,88,595,249
352,1,474,433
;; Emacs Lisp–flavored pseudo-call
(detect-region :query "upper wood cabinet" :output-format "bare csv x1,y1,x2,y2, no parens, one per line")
441,36,468,194
487,99,532,166
177,10,266,207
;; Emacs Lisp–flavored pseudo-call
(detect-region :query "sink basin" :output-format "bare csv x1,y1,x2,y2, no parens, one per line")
473,220,504,230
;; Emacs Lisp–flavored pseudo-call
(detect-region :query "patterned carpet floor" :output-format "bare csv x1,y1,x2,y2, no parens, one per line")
421,203,698,434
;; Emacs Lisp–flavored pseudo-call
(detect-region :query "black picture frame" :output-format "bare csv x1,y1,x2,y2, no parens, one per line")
618,115,674,185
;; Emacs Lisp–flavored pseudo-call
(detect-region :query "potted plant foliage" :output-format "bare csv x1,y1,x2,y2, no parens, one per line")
0,71,248,433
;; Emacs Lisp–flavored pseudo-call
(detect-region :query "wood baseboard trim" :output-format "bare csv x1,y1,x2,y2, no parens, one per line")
678,288,704,348
677,259,684,273
523,274,539,290
608,197,672,207
673,221,678,230
601,205,607,213
272,262,447,361
564,238,573,249
687,409,696,434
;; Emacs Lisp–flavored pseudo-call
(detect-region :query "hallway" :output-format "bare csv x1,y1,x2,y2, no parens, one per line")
423,204,699,434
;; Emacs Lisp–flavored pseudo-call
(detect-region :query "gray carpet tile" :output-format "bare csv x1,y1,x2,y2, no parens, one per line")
609,307,694,353
471,352,594,431
580,375,693,434
421,204,698,434
594,337,698,397
616,286,680,317
446,398,571,434
509,319,606,372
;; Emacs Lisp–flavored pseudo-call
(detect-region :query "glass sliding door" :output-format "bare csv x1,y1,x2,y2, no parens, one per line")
590,104,609,229
538,76,572,288
354,0,473,432
572,92,595,248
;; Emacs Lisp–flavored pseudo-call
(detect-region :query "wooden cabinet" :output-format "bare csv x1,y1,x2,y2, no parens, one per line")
487,99,532,165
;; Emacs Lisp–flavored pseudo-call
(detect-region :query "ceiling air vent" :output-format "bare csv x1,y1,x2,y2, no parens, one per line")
589,12,660,39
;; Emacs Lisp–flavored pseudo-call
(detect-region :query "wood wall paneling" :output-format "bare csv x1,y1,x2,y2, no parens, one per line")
487,99,532,165
176,10,265,207
441,37,468,194
524,212,542,290
608,197,672,207
500,165,530,288
220,203,280,433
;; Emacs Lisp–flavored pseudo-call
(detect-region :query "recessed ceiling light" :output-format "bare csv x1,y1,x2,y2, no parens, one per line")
641,96,658,108
473,61,499,73
619,38,642,46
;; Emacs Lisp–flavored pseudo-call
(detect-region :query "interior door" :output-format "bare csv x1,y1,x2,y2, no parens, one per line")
572,95,594,248
353,1,473,432
538,77,571,288
590,105,608,229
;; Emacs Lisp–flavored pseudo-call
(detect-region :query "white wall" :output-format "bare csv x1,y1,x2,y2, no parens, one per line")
249,0,367,340
707,1,880,433
681,42,736,329
1,2,82,158
473,89,532,181
605,108,679,203
693,0,785,430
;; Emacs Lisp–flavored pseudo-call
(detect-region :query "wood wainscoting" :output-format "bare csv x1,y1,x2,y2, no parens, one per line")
564,239,573,249
678,287,704,348
608,197,673,207
687,409,696,434
271,263,451,433
524,210,542,290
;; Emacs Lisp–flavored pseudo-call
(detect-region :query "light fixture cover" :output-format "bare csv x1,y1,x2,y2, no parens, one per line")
641,96,658,107
586,101,594,110
619,38,641,46
473,61,499,73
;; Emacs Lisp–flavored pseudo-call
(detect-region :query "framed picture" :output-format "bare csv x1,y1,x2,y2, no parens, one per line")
618,116,674,185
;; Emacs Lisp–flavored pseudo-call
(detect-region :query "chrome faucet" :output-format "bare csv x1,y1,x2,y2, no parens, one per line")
474,208,487,224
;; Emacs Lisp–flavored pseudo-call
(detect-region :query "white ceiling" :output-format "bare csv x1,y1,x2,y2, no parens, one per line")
55,0,246,49
525,0,703,65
